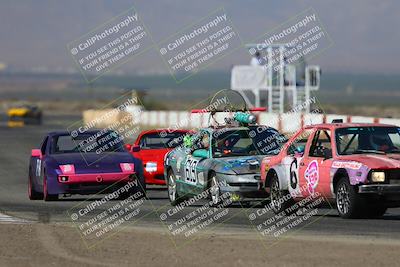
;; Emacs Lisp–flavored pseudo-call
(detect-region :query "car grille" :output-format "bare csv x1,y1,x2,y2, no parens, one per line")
385,169,400,181
154,174,165,180
228,182,258,188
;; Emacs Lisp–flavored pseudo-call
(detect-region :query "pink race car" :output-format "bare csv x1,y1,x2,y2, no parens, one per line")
261,121,400,218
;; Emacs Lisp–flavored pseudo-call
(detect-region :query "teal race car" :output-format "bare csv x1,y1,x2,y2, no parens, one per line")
164,112,286,206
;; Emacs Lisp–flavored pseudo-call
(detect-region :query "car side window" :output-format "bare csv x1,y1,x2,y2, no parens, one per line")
191,131,209,151
40,136,48,155
309,130,332,158
287,129,313,155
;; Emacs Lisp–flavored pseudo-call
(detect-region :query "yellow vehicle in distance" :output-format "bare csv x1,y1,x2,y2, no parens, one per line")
7,104,42,127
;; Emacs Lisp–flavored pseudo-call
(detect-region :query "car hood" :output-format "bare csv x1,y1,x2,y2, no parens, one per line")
134,148,170,163
47,152,136,173
215,156,263,175
336,154,400,169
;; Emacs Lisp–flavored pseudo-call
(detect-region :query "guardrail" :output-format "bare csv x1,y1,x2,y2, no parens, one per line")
125,110,400,132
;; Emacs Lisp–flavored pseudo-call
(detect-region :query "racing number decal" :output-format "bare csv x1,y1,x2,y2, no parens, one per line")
289,158,298,189
185,157,199,184
283,156,302,197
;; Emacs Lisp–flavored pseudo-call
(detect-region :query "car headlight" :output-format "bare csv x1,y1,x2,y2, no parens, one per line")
371,171,385,182
145,162,157,173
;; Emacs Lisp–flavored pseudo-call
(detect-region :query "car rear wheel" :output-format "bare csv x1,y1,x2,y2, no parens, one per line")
270,173,294,214
28,175,43,200
335,177,365,219
43,175,58,201
168,169,183,206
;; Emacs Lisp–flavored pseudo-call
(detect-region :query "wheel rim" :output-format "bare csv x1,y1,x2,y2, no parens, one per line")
336,183,350,215
210,176,220,205
270,178,282,212
168,172,176,202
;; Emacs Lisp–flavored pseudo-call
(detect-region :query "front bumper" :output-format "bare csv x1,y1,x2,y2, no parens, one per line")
358,184,400,194
218,173,268,200
58,172,135,184
143,170,166,185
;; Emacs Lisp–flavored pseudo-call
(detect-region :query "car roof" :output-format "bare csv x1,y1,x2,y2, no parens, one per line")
304,123,397,130
47,129,112,137
140,129,191,135
199,126,251,132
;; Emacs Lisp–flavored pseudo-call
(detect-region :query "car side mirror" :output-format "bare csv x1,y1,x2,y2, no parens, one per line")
131,145,141,152
31,149,42,158
192,149,209,159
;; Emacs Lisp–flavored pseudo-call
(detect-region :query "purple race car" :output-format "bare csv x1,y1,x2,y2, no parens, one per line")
28,130,145,201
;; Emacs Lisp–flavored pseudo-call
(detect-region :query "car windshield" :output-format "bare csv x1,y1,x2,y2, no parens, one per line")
336,126,400,155
211,128,286,157
51,131,125,154
139,132,188,149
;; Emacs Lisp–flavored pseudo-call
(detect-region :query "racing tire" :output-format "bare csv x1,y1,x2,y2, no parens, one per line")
209,173,221,207
28,175,43,200
167,169,184,206
335,177,366,219
269,173,295,214
43,175,58,201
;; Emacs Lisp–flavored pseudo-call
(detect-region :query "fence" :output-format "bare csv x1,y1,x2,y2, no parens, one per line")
124,109,400,132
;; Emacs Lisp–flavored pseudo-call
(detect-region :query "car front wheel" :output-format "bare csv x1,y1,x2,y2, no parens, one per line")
269,173,295,214
168,169,183,206
335,177,366,218
209,173,221,206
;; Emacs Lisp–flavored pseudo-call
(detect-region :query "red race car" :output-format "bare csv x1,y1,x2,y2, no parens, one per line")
127,129,192,185
261,121,400,218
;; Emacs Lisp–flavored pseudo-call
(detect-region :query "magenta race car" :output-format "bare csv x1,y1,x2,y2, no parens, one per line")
28,130,145,201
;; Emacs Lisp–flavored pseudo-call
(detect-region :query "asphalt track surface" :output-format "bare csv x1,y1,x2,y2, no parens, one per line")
1,114,400,242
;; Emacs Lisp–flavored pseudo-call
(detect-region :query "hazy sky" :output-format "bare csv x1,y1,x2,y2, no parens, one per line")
0,0,399,74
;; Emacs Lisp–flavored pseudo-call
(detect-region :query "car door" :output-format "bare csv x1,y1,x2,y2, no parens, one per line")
182,131,210,195
298,128,333,198
283,128,314,198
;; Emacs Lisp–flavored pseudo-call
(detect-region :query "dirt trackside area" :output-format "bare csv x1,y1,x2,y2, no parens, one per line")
0,223,398,267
